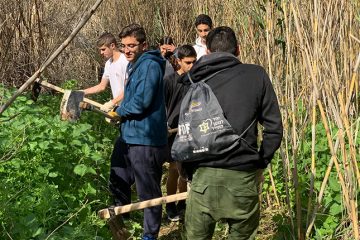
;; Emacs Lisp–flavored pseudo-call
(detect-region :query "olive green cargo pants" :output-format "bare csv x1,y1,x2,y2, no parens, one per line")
185,167,260,240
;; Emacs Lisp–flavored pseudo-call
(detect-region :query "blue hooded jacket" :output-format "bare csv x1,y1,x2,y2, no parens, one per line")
116,50,168,146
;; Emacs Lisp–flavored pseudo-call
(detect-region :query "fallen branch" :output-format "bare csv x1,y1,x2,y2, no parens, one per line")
0,0,104,115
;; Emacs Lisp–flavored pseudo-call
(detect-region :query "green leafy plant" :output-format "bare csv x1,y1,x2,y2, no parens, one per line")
0,85,117,239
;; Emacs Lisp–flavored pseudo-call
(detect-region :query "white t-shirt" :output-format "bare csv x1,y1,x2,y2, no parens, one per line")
102,53,128,98
193,36,207,60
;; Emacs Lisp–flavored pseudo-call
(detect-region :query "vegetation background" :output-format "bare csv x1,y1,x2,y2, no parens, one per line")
0,0,359,239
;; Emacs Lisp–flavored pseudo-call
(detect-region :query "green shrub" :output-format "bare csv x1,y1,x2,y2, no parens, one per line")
0,85,117,239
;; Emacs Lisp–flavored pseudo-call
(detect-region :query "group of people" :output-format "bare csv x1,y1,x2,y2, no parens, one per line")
81,14,283,240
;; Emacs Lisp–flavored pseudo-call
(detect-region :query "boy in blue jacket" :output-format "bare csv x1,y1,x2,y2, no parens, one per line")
112,24,168,240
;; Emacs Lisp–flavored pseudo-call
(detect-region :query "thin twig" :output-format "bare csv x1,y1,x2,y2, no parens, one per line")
0,113,21,122
45,199,88,240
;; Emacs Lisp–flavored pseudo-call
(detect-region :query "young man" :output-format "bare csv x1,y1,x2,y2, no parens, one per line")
113,24,168,240
193,14,212,59
81,32,129,214
164,45,197,221
182,27,283,239
82,32,128,112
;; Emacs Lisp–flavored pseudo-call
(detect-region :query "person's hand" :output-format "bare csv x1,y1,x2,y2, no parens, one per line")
107,109,119,118
167,44,176,53
167,126,171,137
100,100,115,112
105,109,121,124
167,127,178,137
105,116,120,126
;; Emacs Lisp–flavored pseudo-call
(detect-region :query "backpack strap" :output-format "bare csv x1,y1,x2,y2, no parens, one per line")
187,68,230,85
239,119,256,138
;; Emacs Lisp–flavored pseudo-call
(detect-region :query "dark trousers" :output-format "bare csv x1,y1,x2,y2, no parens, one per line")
109,138,166,238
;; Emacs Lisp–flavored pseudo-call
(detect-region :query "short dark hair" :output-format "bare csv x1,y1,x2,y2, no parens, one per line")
195,14,213,28
119,23,146,43
206,26,238,55
159,36,174,46
96,32,117,48
176,44,197,59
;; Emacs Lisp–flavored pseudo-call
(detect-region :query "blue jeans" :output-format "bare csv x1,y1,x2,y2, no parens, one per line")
109,138,167,238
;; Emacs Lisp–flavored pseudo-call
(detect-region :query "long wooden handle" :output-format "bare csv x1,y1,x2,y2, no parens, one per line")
98,192,188,219
36,79,103,108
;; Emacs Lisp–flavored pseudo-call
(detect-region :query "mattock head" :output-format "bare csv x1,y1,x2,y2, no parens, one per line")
31,82,42,102
60,90,85,122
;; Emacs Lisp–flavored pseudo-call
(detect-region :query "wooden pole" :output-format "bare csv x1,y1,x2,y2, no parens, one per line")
0,0,104,115
98,192,188,220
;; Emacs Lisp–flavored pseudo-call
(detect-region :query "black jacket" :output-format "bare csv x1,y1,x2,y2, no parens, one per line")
164,71,190,146
181,52,283,171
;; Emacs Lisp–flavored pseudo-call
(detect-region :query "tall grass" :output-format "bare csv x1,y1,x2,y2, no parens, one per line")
0,0,359,239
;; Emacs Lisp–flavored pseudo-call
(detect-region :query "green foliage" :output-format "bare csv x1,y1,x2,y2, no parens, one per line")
264,114,350,239
1,83,355,239
0,85,118,239
61,79,80,90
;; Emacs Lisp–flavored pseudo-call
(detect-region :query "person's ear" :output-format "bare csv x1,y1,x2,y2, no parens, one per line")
206,48,211,55
142,42,148,51
235,45,240,57
110,43,116,50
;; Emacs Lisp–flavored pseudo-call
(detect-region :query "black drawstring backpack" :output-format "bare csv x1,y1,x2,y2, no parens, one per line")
171,69,255,162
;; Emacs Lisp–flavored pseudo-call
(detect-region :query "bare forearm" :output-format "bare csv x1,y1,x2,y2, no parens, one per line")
83,85,106,95
83,78,108,95
112,91,124,105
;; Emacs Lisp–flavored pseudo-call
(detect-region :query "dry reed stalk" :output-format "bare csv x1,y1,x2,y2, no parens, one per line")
317,100,356,238
305,0,320,229
338,93,359,239
305,155,334,238
265,1,273,81
337,130,358,239
289,2,311,238
346,52,360,112
289,1,318,97
263,1,281,208
338,129,359,240
289,72,302,240
281,0,293,181
279,1,295,234
290,2,359,239
268,166,280,207
306,103,316,229
338,129,351,183
279,147,294,230
338,92,360,186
